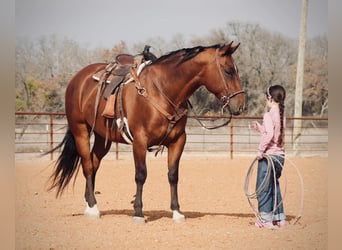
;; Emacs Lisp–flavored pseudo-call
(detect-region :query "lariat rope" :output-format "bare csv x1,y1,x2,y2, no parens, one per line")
244,154,304,225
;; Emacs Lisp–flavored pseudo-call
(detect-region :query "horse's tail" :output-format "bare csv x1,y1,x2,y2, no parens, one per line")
47,128,81,197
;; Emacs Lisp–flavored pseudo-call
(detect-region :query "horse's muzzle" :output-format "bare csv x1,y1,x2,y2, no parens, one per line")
232,105,245,115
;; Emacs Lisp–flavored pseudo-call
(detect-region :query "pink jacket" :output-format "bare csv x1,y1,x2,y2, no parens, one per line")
255,105,285,156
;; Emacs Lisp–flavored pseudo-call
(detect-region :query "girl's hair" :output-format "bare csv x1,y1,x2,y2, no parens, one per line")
267,85,286,147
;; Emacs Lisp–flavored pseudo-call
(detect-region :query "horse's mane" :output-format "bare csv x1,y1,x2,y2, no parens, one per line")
154,44,222,65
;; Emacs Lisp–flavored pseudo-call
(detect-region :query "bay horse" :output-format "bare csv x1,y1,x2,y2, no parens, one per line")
48,42,245,223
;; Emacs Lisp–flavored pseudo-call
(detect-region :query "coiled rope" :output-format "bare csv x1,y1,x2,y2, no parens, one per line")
244,154,304,225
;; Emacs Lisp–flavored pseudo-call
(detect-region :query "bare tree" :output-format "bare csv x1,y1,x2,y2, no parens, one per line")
15,21,327,116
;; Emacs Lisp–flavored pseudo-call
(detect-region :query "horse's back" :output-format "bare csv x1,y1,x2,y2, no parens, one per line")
67,63,106,92
65,63,106,122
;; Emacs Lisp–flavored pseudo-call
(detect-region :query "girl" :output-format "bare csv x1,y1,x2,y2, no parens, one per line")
251,85,286,229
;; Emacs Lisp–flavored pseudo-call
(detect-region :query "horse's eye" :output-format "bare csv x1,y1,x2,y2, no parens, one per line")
225,69,234,76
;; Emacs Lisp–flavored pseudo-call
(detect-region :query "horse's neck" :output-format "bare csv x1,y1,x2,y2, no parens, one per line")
145,64,201,106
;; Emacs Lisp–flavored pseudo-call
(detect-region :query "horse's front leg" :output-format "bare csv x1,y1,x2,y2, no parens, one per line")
132,141,148,224
167,133,186,222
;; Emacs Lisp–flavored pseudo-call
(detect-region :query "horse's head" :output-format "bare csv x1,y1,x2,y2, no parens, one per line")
201,42,245,115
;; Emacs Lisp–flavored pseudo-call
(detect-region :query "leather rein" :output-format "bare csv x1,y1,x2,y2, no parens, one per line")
190,48,245,130
130,48,244,152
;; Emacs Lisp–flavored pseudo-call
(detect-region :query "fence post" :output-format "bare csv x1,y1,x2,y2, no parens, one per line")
230,119,234,159
293,117,302,156
49,114,54,160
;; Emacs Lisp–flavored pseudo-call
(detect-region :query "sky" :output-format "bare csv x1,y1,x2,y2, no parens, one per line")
15,0,328,49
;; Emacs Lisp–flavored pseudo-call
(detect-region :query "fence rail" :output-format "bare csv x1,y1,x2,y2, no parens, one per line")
15,112,328,159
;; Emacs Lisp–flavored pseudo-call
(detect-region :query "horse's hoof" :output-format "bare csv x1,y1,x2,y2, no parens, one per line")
172,210,185,223
84,204,100,219
132,216,146,225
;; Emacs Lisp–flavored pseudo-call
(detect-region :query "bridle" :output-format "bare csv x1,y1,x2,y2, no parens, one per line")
215,48,245,112
189,48,245,130
131,47,245,141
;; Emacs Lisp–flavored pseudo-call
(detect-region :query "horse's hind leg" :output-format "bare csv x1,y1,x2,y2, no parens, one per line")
71,128,99,217
70,124,106,218
167,133,186,222
83,132,112,217
91,133,112,180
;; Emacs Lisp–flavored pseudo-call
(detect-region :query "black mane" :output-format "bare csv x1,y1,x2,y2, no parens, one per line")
154,44,222,65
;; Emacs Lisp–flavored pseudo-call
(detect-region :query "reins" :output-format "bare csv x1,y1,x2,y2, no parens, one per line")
117,45,245,152
188,49,245,130
187,100,232,130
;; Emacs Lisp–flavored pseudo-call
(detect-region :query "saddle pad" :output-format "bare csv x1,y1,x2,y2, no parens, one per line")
92,69,111,83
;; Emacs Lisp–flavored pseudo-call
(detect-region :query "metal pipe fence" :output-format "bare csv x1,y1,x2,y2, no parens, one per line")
15,112,328,159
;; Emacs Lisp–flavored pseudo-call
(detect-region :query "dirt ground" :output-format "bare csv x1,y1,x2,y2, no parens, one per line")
15,154,327,249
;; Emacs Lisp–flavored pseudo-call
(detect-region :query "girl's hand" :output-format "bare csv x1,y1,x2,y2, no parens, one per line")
251,121,260,131
256,151,263,160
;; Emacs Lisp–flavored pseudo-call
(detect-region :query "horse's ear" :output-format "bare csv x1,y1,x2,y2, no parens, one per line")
220,42,240,56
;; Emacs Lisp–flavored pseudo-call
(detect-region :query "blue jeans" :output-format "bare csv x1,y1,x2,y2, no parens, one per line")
256,154,286,222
